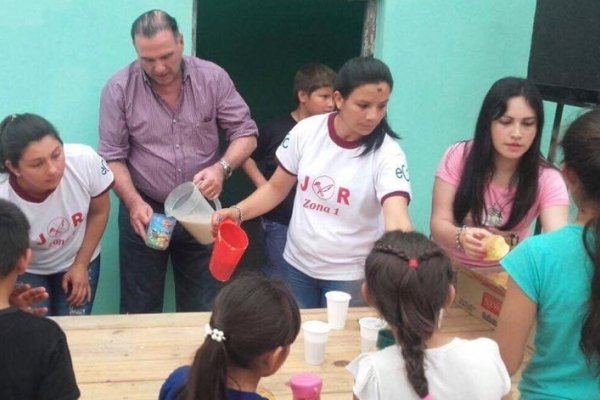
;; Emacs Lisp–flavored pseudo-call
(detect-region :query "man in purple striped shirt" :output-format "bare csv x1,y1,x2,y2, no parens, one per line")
98,10,257,313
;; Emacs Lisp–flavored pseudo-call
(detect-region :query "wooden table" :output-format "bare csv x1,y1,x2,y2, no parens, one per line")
53,305,526,399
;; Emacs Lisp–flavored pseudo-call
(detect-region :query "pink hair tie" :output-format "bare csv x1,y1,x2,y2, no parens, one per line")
422,395,433,400
408,258,419,269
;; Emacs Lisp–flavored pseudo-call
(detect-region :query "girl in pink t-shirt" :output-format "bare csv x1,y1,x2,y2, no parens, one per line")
430,77,569,267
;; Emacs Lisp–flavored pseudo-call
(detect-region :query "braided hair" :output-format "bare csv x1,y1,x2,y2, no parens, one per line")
365,231,453,399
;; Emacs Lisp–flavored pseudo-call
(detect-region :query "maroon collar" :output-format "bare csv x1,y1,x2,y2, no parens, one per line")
9,174,54,203
327,112,363,149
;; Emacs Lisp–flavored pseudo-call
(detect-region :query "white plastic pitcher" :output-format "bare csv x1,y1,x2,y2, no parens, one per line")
164,182,221,245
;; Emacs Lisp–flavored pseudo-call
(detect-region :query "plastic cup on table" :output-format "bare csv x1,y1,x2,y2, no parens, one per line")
144,213,177,250
208,219,249,282
325,290,352,330
302,320,331,365
289,372,323,400
359,316,387,353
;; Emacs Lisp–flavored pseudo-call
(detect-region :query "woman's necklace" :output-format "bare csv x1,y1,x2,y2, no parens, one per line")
486,187,513,227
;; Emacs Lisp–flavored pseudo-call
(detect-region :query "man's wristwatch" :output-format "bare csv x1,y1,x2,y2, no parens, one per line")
219,159,233,179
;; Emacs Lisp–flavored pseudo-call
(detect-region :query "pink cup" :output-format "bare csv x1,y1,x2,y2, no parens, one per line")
289,372,322,400
208,219,249,282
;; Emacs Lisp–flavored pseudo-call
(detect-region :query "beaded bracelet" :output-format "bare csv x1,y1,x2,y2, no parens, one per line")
231,205,244,223
455,225,467,252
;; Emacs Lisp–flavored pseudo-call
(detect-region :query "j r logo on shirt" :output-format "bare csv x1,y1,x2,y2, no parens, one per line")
311,176,335,200
300,175,350,205
37,212,84,247
299,175,350,217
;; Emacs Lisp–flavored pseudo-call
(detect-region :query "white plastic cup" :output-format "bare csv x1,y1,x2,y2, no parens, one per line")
302,320,331,365
325,291,352,330
359,317,387,353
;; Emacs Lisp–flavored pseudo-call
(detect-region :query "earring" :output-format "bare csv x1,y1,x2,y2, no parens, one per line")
437,309,444,330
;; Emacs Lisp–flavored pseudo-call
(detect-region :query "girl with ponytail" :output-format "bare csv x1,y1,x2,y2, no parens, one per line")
497,109,600,398
348,231,510,399
159,273,301,400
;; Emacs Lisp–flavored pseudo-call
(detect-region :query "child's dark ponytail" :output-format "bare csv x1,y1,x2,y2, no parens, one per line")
181,273,301,400
365,231,453,399
184,331,229,399
562,109,600,369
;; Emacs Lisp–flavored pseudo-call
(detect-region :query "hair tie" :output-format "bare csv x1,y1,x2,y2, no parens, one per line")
204,323,226,342
408,258,419,269
422,395,433,400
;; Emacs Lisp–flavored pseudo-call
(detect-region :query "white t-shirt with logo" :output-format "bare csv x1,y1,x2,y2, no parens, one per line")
276,113,411,280
0,144,114,275
347,338,511,400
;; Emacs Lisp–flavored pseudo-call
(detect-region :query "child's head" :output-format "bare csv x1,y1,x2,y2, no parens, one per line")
292,63,336,116
363,231,453,399
0,199,31,279
333,56,399,156
561,109,600,207
184,273,301,400
561,109,600,365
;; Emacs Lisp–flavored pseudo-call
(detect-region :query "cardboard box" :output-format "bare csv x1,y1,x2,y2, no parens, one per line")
455,264,535,348
455,265,506,328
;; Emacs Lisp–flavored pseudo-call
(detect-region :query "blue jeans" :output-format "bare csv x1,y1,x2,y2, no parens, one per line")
18,256,101,316
119,198,219,314
281,258,366,309
261,218,288,280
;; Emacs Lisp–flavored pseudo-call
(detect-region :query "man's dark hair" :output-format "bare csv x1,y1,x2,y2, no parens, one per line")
130,9,180,40
0,199,30,278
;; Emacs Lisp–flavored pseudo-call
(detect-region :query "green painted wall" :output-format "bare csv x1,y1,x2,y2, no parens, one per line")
0,1,193,314
375,1,579,233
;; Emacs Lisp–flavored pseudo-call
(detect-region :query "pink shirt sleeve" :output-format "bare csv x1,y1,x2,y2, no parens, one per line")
537,166,569,208
435,142,469,186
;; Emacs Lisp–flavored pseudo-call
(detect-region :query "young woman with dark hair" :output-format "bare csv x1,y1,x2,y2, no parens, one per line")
497,109,600,398
213,57,413,308
159,273,301,400
348,231,510,399
431,77,568,267
0,113,114,316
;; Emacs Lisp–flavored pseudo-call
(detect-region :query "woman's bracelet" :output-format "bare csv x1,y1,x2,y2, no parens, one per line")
231,205,243,223
455,225,467,252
